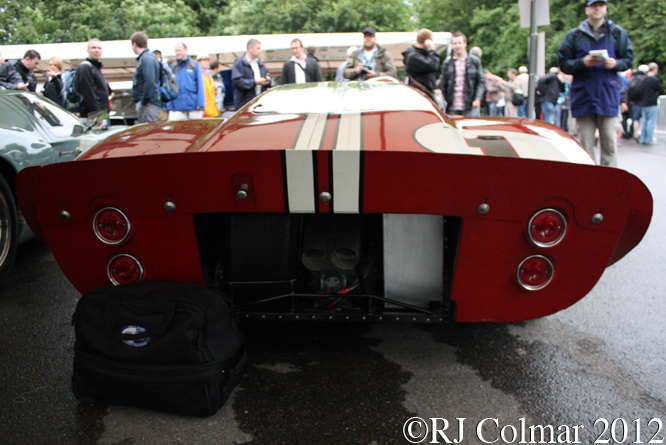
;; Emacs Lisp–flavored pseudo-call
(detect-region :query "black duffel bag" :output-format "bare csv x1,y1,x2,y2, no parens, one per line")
512,89,526,106
72,282,246,417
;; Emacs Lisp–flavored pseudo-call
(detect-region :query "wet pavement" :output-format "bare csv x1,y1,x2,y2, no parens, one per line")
0,136,664,445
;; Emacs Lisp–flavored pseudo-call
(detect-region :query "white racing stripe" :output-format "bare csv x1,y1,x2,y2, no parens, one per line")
285,112,363,214
293,112,328,151
285,150,316,212
333,112,362,213
285,113,328,213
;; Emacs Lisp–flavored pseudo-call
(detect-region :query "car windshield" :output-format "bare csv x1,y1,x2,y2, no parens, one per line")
252,81,438,115
19,93,86,138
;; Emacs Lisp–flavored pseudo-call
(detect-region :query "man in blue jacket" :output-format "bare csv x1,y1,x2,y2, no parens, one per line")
167,42,205,119
232,39,271,110
130,32,162,123
558,0,633,167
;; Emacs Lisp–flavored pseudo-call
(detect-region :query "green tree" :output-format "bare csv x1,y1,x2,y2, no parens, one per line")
118,0,202,39
47,0,125,42
467,4,530,75
613,0,666,71
214,0,412,35
0,0,24,44
1,0,219,44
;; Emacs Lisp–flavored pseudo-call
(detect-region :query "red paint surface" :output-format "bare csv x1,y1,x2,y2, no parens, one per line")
19,148,651,322
16,90,653,322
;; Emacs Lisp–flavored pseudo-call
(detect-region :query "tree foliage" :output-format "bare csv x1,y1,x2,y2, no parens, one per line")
1,0,664,82
213,0,411,35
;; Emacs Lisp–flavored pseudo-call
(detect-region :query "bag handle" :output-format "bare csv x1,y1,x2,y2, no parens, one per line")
104,298,177,340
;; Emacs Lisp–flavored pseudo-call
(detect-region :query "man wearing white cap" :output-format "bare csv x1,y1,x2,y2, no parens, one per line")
558,0,633,166
516,66,530,117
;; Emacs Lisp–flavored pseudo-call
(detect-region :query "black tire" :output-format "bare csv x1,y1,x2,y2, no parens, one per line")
0,174,18,282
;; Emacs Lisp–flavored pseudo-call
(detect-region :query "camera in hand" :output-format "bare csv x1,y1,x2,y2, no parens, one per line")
361,65,372,74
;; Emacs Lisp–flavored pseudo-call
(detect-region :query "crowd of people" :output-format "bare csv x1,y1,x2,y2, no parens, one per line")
0,0,663,162
400,0,663,167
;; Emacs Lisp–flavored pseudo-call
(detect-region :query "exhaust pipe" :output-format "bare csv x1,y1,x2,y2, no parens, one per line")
301,216,329,271
331,215,361,270
301,215,362,271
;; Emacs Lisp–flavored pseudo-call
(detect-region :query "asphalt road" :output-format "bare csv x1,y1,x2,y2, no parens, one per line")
1,136,665,445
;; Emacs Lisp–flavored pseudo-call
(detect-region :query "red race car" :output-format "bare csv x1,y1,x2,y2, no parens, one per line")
17,81,652,322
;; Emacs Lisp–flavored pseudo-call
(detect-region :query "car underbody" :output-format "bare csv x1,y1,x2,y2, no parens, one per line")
196,213,461,323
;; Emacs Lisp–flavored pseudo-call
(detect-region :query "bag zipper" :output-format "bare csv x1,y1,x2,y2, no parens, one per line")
75,351,227,382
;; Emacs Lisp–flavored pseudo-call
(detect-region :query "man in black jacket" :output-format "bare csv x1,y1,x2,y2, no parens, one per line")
0,50,41,91
281,39,322,85
440,32,485,115
76,39,110,123
130,32,162,123
402,28,440,98
232,39,271,110
638,63,664,145
536,67,565,125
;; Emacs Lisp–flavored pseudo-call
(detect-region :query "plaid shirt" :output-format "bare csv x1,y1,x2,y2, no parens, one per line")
451,53,467,110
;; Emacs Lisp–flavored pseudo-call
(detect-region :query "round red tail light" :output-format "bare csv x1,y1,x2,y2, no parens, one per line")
528,209,566,247
94,207,130,244
517,255,554,291
108,254,144,285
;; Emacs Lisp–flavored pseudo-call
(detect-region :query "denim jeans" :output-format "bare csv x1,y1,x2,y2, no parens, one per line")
518,103,527,118
554,103,563,128
448,108,481,116
541,101,555,124
488,102,500,116
640,105,658,144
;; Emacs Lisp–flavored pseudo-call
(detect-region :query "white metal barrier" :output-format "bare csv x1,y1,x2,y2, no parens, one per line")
657,95,666,133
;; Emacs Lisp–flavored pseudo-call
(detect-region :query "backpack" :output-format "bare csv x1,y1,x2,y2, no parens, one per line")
626,74,644,102
62,61,91,113
157,62,179,102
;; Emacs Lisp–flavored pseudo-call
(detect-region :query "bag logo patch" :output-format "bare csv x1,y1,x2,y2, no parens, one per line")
121,325,152,347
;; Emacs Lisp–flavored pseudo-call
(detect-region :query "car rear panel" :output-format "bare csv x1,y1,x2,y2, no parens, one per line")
17,149,651,322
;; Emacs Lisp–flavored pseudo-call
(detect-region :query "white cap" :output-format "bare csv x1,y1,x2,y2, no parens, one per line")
519,66,528,74
197,53,210,60
638,64,649,73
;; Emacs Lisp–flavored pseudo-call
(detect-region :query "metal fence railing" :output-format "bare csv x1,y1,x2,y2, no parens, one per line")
657,95,666,133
